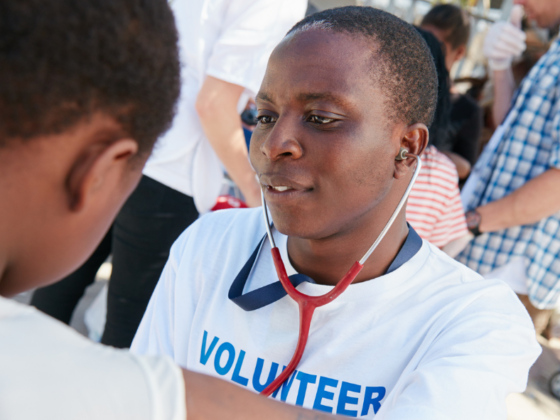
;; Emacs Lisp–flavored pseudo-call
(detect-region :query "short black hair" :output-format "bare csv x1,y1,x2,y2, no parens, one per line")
288,6,437,128
421,4,470,50
0,0,180,153
415,27,452,151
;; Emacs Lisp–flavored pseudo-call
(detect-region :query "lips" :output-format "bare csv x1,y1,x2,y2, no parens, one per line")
260,173,313,201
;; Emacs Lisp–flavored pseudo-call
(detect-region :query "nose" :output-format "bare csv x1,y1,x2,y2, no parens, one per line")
259,117,303,162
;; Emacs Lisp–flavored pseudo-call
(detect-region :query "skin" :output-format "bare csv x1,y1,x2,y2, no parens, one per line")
250,30,428,286
196,76,261,207
0,115,144,297
0,112,346,419
515,0,560,28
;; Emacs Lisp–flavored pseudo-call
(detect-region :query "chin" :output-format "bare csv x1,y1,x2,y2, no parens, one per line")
270,210,316,239
270,208,341,240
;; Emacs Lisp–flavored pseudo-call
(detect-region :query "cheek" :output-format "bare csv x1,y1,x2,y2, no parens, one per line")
320,136,395,214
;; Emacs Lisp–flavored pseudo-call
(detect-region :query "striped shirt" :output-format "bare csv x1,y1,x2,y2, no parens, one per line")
406,146,468,247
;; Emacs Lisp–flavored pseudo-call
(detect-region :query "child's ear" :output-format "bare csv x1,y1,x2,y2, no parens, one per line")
394,123,428,179
65,139,139,212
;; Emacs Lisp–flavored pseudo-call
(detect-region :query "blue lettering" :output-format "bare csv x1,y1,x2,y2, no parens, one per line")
295,372,317,406
336,382,361,417
214,342,236,376
231,350,249,386
272,367,298,402
312,376,338,413
200,330,219,365
361,387,386,416
252,358,279,392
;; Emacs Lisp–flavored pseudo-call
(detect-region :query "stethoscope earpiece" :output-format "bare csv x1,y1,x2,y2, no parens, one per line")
395,147,409,161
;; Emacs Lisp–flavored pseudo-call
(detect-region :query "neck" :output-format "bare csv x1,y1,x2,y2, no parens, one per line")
287,202,410,286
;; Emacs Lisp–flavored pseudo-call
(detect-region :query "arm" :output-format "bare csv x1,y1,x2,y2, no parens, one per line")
196,76,261,207
183,370,344,420
478,168,560,232
492,68,516,128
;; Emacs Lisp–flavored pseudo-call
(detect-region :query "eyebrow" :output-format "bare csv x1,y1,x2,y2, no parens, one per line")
297,92,352,109
256,92,274,103
256,91,351,108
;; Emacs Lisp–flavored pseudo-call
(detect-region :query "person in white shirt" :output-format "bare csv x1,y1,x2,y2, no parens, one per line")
0,1,349,419
133,7,541,419
30,0,307,349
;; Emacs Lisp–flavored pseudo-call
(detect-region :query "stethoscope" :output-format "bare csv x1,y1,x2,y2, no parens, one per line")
253,148,422,397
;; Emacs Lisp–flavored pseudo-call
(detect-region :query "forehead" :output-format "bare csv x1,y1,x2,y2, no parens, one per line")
259,30,382,105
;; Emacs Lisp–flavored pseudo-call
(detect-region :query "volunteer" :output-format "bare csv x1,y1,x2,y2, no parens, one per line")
133,7,540,419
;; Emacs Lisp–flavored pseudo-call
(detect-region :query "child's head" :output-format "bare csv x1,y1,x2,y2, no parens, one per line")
0,0,179,296
420,4,470,72
250,7,437,239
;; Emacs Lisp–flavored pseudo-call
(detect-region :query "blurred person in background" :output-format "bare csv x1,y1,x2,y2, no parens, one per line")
459,1,560,336
406,28,470,256
31,0,306,348
421,4,483,175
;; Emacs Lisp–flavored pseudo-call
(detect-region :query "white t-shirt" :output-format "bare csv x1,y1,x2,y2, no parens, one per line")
132,208,541,419
143,0,306,213
0,297,185,420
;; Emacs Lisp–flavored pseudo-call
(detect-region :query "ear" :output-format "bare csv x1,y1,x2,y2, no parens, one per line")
454,45,466,61
66,139,139,212
394,123,428,179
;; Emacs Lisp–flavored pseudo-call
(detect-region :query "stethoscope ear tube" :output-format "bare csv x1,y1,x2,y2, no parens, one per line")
259,153,421,397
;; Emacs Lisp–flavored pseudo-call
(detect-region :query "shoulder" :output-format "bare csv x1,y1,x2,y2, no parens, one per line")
171,208,265,264
421,243,532,322
175,208,263,247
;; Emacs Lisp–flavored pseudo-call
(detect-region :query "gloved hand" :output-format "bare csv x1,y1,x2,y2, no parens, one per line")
483,5,526,71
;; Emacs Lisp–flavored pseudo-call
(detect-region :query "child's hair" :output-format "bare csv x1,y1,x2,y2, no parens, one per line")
421,4,471,50
0,0,180,154
288,6,438,128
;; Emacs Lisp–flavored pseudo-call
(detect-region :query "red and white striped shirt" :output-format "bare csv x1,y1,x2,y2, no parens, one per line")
406,146,468,247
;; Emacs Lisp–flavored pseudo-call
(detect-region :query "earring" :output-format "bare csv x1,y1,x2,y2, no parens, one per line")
395,147,408,161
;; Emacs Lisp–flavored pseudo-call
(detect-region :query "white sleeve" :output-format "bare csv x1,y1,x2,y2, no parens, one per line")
206,0,306,95
378,286,541,420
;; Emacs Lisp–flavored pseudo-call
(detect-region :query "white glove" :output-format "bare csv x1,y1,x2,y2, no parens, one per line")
483,5,527,71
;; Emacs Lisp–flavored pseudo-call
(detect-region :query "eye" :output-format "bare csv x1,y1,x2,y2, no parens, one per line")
307,115,336,124
257,115,276,125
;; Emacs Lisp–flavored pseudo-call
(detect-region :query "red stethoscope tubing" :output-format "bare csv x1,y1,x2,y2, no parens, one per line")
259,152,420,397
260,250,363,396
